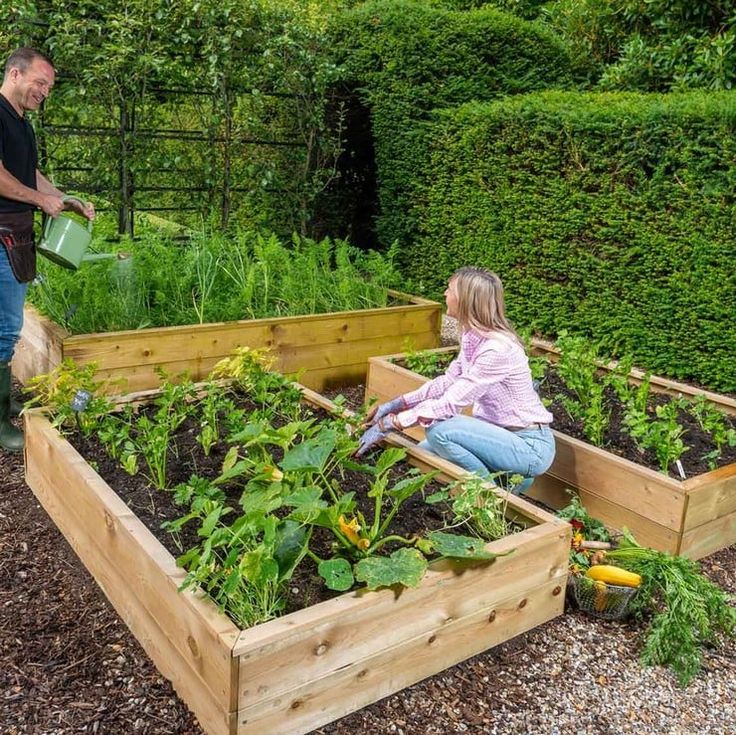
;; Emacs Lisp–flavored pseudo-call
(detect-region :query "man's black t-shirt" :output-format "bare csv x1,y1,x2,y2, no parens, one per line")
0,92,38,214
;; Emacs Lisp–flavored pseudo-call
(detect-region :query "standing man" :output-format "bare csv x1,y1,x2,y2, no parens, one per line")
0,47,94,452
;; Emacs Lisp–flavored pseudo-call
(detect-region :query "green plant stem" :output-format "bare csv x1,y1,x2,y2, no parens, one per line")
305,548,326,565
369,534,417,553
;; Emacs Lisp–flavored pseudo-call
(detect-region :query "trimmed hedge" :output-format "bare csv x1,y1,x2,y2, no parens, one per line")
328,0,575,248
405,91,736,391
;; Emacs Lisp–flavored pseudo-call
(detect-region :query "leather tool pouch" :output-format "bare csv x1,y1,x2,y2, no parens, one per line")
0,212,36,284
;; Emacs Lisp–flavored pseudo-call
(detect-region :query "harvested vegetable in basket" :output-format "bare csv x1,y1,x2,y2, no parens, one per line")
603,529,736,685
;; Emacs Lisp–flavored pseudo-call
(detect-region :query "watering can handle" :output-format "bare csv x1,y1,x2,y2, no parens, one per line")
61,196,94,232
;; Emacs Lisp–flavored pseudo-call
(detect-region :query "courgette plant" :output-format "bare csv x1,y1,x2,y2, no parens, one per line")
34,348,516,628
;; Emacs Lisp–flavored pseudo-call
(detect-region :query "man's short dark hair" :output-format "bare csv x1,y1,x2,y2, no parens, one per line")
4,47,54,79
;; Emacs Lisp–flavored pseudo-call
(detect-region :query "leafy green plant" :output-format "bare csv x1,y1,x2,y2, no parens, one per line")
29,228,402,335
606,529,736,686
402,346,456,378
294,446,440,591
553,331,610,446
624,398,689,475
167,487,308,629
688,395,736,469
25,359,118,435
426,474,514,542
195,382,235,457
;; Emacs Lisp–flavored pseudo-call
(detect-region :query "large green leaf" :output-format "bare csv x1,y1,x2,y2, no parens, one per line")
310,493,357,528
241,550,279,585
388,470,438,504
198,504,231,538
375,446,407,474
274,521,310,580
427,531,515,561
318,557,354,591
283,486,327,514
239,482,283,516
215,459,253,485
222,567,243,596
354,547,427,590
229,421,268,445
280,428,336,472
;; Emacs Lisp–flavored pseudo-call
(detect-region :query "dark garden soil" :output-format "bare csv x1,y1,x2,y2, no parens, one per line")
541,371,736,479
2,381,735,735
64,401,459,616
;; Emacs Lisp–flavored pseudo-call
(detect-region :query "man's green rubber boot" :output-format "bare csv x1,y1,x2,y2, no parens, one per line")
0,361,24,452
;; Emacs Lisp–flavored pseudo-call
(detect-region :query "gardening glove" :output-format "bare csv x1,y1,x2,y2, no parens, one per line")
355,414,396,457
366,396,406,426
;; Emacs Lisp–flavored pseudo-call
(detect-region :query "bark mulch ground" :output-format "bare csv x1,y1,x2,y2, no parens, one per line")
2,402,735,735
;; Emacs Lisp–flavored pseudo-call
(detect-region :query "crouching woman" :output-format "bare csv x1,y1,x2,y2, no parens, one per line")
357,266,555,494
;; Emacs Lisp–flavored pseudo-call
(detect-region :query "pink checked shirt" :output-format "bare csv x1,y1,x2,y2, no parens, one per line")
396,329,553,430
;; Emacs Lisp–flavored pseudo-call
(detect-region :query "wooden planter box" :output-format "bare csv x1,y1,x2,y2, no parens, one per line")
24,386,570,735
365,344,736,560
13,290,441,393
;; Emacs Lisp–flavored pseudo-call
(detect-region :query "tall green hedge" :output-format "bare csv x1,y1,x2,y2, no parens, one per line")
405,91,736,391
327,0,575,248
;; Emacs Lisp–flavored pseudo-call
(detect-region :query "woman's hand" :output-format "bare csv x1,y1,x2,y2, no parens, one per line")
355,414,401,457
365,396,405,426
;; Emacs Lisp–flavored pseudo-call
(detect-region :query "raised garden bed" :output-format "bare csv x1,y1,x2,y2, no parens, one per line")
13,290,440,393
365,342,736,560
23,373,569,735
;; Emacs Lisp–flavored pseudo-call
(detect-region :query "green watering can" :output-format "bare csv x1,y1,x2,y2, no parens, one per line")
38,196,128,271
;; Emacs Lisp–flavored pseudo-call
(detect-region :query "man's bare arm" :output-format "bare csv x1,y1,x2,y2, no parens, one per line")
37,169,95,219
0,162,63,216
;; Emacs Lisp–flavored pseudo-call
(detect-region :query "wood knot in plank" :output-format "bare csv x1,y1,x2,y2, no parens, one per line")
314,642,329,656
187,636,200,658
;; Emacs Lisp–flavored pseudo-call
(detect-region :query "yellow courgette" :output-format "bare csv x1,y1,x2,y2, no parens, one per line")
593,580,608,612
586,564,641,588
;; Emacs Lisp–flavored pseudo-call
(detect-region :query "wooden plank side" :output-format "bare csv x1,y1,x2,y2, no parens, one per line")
678,508,736,560
296,363,367,392
572,487,680,553
62,304,441,372
24,413,240,735
13,305,67,383
236,577,565,735
90,335,438,396
547,432,686,531
233,523,568,709
682,465,736,530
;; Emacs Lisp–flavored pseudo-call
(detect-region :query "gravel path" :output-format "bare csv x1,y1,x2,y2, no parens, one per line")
2,358,735,734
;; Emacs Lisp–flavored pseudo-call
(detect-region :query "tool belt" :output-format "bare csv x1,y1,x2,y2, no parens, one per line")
0,211,36,283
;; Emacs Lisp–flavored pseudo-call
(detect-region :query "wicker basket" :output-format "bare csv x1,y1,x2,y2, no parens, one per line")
571,574,638,621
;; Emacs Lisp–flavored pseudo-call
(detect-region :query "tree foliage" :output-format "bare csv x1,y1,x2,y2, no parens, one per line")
0,0,345,234
545,0,736,91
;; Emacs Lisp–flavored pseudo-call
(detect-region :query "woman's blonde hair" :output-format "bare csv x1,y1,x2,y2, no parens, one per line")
450,266,520,342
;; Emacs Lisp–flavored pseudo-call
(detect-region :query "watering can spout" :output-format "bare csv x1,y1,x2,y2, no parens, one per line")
82,252,122,264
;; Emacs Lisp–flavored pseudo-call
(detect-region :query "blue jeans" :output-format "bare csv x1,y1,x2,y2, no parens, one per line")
0,246,29,363
418,415,556,494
